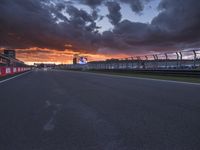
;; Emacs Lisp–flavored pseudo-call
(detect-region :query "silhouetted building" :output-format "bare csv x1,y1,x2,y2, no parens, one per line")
73,57,77,64
0,49,25,67
73,54,78,64
4,49,16,59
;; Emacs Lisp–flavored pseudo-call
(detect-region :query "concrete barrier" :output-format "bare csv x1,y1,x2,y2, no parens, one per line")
0,67,31,77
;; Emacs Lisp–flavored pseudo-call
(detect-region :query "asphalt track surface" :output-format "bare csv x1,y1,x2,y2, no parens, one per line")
0,69,200,150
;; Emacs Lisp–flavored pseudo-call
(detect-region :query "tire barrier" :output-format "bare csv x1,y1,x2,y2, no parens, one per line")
0,67,31,77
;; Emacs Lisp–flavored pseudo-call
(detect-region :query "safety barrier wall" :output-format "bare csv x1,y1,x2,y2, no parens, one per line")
58,59,200,70
57,62,200,77
87,60,200,70
0,67,31,77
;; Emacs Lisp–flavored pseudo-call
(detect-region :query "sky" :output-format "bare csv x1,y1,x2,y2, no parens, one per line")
0,0,200,64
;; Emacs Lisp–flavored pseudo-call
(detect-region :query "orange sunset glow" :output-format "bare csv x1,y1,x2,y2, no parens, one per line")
11,48,129,65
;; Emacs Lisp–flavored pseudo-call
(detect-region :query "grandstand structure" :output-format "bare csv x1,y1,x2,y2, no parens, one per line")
0,50,25,67
0,50,31,77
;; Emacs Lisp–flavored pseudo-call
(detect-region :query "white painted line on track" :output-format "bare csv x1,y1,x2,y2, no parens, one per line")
0,71,31,84
55,69,200,86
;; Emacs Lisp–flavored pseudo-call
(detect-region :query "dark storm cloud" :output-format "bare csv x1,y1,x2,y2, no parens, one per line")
101,0,200,52
101,20,153,51
106,1,122,25
152,0,200,48
77,0,152,13
152,0,200,41
0,0,101,51
75,0,103,8
119,0,146,13
75,0,150,13
0,0,60,49
66,5,93,22
0,0,200,55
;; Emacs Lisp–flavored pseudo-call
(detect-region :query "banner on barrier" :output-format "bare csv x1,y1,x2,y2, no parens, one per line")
6,68,11,74
0,67,30,77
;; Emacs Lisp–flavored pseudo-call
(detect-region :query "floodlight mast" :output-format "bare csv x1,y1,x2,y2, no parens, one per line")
193,50,197,68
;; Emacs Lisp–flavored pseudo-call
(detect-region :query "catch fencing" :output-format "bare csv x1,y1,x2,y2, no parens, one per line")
60,49,200,71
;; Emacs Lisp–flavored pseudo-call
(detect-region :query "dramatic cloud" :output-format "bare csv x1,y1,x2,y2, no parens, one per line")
106,1,122,25
0,0,200,57
78,0,103,8
119,0,147,13
0,0,101,52
76,0,151,13
101,0,200,52
152,0,200,43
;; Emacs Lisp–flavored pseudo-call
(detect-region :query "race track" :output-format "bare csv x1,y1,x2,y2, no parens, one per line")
0,69,200,150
